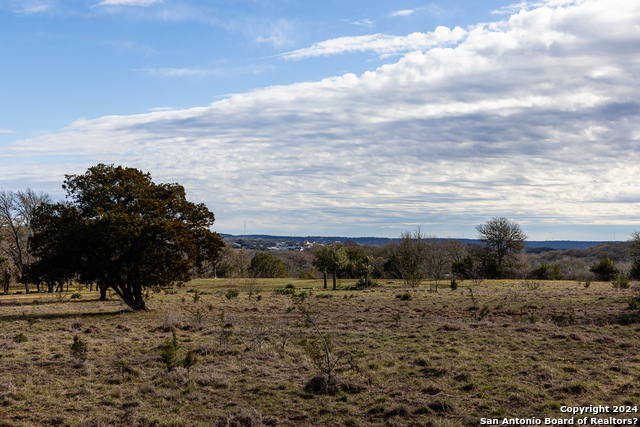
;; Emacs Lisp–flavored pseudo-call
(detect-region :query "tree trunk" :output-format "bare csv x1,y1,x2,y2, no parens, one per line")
323,271,327,289
110,283,147,311
332,268,337,290
99,285,107,301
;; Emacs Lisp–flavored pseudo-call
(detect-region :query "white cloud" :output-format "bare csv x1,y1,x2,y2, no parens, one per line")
5,0,640,237
390,9,415,17
280,26,467,60
136,64,274,78
253,19,296,48
98,0,162,6
350,18,375,26
13,4,49,15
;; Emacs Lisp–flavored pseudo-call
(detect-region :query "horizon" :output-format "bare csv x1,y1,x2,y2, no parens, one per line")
2,0,640,242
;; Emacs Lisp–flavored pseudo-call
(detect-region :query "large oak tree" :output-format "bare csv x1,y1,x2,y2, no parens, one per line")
28,164,224,310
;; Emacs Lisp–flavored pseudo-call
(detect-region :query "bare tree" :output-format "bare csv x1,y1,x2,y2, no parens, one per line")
0,188,52,293
390,229,428,287
476,217,527,277
423,239,450,291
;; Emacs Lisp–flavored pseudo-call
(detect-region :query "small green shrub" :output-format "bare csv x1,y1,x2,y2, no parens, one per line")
399,292,412,301
164,289,178,295
590,258,617,281
182,350,197,372
71,335,88,361
274,288,295,295
450,279,458,291
13,333,28,343
70,292,82,299
612,274,631,289
159,331,180,371
478,305,490,320
225,289,239,300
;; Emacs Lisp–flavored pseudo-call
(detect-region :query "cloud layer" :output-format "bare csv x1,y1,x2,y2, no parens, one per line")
3,0,640,238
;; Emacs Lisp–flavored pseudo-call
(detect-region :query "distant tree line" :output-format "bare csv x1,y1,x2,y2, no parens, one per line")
2,164,640,310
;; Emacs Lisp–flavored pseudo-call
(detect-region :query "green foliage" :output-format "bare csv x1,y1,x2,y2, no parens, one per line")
478,305,490,320
629,258,640,281
531,264,563,280
182,350,197,372
225,288,240,300
399,292,412,301
13,333,28,343
28,164,225,310
159,331,180,371
612,273,631,289
248,252,287,278
313,243,349,290
71,335,88,361
589,258,618,281
450,278,458,291
70,292,82,299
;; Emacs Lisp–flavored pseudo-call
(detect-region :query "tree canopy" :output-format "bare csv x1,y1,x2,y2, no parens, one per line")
476,217,527,276
248,252,287,278
28,164,224,310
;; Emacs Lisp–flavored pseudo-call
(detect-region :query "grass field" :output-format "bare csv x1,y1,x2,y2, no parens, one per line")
0,278,639,426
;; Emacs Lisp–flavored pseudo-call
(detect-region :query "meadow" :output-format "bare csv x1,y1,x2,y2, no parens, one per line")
0,278,639,427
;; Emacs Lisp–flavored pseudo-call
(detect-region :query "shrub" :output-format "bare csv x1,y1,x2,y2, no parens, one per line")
70,292,82,299
159,331,180,371
532,264,563,280
13,333,28,343
399,292,412,301
590,258,617,281
71,335,88,361
612,274,631,289
225,288,239,300
450,279,458,291
248,252,287,278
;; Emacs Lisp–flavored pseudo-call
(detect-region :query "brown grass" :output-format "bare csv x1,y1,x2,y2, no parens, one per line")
0,279,639,426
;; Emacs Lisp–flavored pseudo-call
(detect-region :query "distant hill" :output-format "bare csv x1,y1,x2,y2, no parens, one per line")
219,234,610,250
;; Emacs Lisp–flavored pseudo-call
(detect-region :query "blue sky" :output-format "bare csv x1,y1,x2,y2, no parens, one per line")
1,0,639,240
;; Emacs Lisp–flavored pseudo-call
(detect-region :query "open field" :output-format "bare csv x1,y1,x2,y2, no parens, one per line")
1,279,639,426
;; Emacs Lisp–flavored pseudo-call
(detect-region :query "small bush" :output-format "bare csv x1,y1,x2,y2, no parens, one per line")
612,274,631,289
225,289,240,300
71,335,88,361
450,279,458,291
13,333,28,343
70,292,82,299
399,292,412,301
590,258,617,281
159,331,180,371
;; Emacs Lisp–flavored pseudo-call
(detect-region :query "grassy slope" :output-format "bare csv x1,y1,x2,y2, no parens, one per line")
0,279,639,426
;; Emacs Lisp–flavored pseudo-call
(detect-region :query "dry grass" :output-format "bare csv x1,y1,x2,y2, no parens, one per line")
0,279,639,426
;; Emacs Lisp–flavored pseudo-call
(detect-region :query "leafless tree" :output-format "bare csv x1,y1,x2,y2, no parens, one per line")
0,188,52,293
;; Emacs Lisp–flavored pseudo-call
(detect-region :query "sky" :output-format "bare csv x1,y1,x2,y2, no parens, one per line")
1,0,639,241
